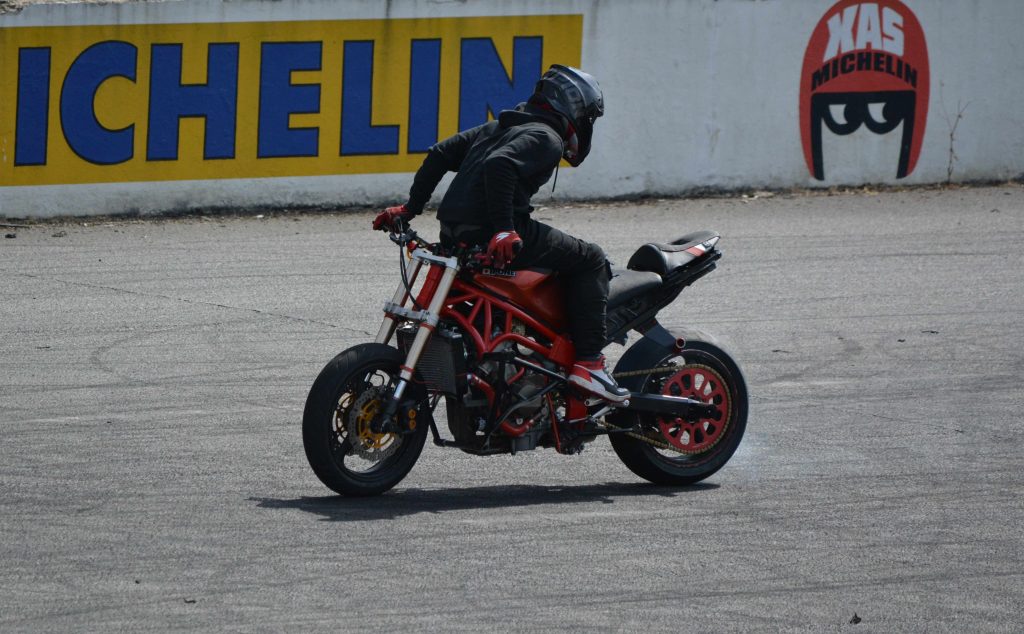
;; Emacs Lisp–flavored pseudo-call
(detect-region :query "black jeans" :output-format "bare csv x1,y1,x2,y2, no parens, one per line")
442,215,610,359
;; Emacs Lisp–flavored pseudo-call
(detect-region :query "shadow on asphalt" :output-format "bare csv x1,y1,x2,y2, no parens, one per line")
250,482,718,521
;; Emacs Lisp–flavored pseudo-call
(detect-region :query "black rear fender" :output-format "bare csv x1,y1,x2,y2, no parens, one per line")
613,322,743,391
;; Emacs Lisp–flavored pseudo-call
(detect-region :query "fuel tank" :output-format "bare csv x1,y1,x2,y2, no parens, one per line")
470,269,567,331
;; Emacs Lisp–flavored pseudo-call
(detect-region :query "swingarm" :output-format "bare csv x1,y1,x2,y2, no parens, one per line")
620,392,720,420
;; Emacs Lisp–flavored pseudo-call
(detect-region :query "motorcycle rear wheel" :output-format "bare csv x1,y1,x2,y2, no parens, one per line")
302,343,428,496
609,338,748,485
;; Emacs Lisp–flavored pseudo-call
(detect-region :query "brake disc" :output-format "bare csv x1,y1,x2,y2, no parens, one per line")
347,388,402,461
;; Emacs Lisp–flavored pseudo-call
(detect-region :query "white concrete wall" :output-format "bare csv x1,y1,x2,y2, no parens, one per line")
1,0,1022,218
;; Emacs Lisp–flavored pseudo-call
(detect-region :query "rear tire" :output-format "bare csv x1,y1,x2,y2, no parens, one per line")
609,337,747,485
302,343,428,496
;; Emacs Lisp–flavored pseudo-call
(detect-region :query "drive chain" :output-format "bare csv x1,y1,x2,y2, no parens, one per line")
599,420,690,454
611,365,679,379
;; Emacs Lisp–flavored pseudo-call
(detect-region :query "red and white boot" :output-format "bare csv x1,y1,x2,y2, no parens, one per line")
568,356,630,404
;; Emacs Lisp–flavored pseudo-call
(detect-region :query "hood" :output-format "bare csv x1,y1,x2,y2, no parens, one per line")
497,103,569,138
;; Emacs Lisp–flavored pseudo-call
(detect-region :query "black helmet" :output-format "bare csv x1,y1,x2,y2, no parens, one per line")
531,64,604,166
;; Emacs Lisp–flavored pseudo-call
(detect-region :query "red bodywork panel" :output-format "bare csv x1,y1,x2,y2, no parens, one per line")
471,270,567,331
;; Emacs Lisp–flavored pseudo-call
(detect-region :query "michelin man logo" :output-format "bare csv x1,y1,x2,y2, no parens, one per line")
800,0,930,181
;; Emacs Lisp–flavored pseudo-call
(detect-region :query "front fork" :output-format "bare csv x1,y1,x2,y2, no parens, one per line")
373,252,460,432
374,258,423,346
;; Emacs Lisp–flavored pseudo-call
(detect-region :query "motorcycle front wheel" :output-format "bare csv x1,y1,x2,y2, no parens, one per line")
302,343,428,496
609,337,748,486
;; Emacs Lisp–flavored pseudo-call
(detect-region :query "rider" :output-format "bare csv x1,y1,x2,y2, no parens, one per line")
373,64,628,404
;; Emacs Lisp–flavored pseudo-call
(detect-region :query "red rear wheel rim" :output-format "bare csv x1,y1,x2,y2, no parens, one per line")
658,364,731,454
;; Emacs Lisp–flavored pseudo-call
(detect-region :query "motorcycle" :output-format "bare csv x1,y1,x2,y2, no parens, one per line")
302,219,748,496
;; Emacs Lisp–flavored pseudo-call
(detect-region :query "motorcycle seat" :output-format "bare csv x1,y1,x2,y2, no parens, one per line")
626,230,720,276
608,268,663,309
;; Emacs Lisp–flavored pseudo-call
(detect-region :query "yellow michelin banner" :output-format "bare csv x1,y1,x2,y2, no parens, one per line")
0,15,582,186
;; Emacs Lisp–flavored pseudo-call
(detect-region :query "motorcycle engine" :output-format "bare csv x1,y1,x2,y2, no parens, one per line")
446,342,557,452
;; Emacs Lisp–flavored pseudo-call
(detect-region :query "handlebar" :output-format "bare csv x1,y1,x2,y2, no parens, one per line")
383,218,494,271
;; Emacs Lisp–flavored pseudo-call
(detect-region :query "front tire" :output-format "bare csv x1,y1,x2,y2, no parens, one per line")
302,343,428,496
609,337,748,485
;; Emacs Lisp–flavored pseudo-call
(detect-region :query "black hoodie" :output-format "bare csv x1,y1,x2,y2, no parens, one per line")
405,103,566,232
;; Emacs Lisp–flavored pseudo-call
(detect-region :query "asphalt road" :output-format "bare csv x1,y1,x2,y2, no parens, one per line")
1,185,1022,632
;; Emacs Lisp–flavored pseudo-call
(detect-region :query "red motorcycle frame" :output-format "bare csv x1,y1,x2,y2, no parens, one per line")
374,241,594,450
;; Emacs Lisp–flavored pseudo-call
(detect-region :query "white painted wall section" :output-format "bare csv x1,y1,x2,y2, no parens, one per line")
0,0,1021,217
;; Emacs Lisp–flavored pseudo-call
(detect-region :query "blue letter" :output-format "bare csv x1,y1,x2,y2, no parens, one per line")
341,41,399,156
459,37,542,131
147,43,239,161
257,42,321,158
15,48,51,166
408,39,440,153
60,41,137,165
